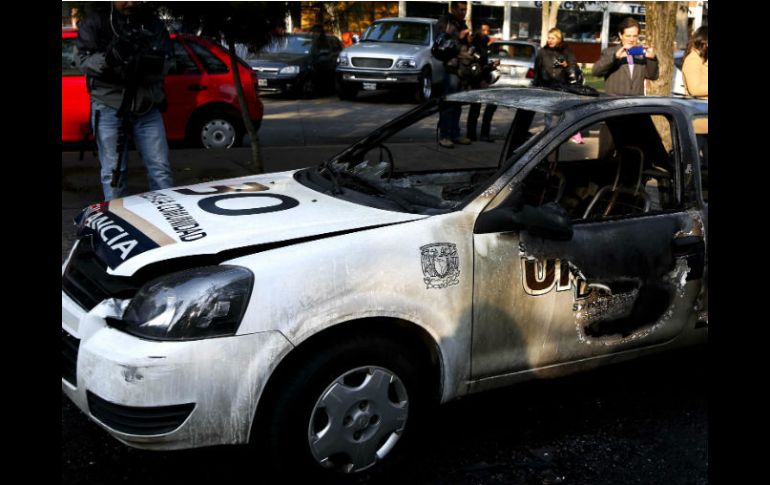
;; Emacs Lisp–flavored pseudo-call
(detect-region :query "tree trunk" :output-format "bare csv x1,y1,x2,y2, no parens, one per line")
644,1,678,97
324,2,342,38
226,35,263,174
540,1,561,47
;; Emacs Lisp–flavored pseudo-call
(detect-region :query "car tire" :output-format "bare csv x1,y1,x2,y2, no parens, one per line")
190,111,244,149
414,67,432,103
293,74,316,100
337,80,358,101
257,333,428,480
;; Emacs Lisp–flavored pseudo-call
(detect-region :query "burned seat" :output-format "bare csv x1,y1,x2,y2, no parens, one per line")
582,146,651,219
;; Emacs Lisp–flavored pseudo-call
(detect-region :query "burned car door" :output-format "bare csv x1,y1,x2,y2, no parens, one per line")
471,109,706,380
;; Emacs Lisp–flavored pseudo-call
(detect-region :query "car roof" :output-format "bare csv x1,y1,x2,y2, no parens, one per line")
372,17,437,24
490,40,539,48
447,87,709,115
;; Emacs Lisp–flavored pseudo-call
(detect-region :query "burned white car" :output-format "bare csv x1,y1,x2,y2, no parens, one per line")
61,88,708,478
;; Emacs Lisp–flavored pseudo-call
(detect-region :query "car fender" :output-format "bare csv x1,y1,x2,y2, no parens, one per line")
226,210,479,401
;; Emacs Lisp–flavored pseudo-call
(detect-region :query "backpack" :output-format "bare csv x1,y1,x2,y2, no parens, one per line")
432,32,458,62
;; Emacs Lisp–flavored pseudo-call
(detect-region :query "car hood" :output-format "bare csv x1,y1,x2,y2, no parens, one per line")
74,170,427,277
345,42,427,57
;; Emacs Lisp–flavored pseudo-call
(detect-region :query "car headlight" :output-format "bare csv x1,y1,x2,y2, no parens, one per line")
337,54,349,66
395,58,417,68
279,65,300,75
115,266,254,341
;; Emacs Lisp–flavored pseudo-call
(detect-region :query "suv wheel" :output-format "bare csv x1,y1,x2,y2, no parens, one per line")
414,67,432,103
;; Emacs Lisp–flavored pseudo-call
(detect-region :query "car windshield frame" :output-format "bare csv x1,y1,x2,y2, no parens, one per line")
361,21,431,46
294,99,551,215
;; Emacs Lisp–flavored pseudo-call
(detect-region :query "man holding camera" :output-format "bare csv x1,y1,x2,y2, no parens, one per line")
592,17,658,96
435,1,473,149
76,1,174,201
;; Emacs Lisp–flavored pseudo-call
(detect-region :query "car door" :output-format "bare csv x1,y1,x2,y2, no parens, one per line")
470,108,706,379
61,34,90,143
161,38,206,141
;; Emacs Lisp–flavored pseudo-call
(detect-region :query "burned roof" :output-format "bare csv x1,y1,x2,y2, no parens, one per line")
448,87,708,115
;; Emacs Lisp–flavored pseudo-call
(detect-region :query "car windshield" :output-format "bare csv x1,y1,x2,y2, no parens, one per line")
263,35,315,54
362,22,431,45
294,100,547,215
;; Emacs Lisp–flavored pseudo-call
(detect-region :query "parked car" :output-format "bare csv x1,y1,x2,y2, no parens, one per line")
246,33,343,98
62,29,264,149
336,17,444,102
487,40,538,86
62,88,707,480
672,49,686,96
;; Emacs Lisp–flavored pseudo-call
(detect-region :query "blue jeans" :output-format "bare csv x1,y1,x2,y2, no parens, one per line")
91,101,174,200
439,71,463,139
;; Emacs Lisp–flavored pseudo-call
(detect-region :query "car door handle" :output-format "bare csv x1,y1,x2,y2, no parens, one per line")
187,84,208,91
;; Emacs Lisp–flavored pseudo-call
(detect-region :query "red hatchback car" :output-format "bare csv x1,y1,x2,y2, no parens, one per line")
62,29,264,149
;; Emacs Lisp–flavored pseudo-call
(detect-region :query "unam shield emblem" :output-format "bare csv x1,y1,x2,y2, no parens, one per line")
420,243,460,289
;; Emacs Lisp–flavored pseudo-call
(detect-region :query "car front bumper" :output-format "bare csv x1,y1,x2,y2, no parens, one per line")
254,71,301,93
337,68,421,85
61,291,293,450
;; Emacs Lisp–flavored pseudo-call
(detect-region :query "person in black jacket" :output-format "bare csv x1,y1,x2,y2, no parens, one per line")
533,27,578,88
435,1,473,149
466,22,498,142
76,1,174,200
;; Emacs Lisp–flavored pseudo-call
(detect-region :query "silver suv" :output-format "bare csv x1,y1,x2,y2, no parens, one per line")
336,17,445,102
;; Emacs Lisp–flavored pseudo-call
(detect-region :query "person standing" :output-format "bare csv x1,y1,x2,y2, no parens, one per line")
533,27,578,88
592,17,658,96
76,1,174,201
533,27,585,143
466,22,498,142
436,1,473,148
682,26,708,99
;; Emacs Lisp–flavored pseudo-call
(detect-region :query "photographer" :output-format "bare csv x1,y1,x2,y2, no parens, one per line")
592,17,658,96
466,22,499,142
76,1,174,201
435,1,473,149
533,28,578,89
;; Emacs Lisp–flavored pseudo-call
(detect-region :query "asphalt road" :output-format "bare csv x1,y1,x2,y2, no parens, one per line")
61,91,707,485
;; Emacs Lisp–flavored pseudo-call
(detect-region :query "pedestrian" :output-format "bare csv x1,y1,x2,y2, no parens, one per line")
466,22,499,142
76,1,174,201
436,1,473,149
533,27,578,88
592,17,658,96
533,27,583,143
682,26,708,99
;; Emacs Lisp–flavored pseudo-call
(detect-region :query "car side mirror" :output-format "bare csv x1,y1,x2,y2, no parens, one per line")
474,203,573,240
511,203,573,240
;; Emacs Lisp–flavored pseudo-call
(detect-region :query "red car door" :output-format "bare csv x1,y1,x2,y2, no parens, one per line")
162,38,206,142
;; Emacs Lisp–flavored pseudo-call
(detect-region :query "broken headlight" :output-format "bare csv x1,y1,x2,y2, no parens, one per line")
116,266,254,341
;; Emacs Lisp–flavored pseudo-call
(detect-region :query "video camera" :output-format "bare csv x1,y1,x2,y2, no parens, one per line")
107,24,165,78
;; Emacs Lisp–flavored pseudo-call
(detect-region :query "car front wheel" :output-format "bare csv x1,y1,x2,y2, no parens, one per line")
337,80,358,101
258,334,427,479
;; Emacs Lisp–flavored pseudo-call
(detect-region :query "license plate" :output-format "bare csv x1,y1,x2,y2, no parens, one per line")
258,79,267,87
362,82,377,91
